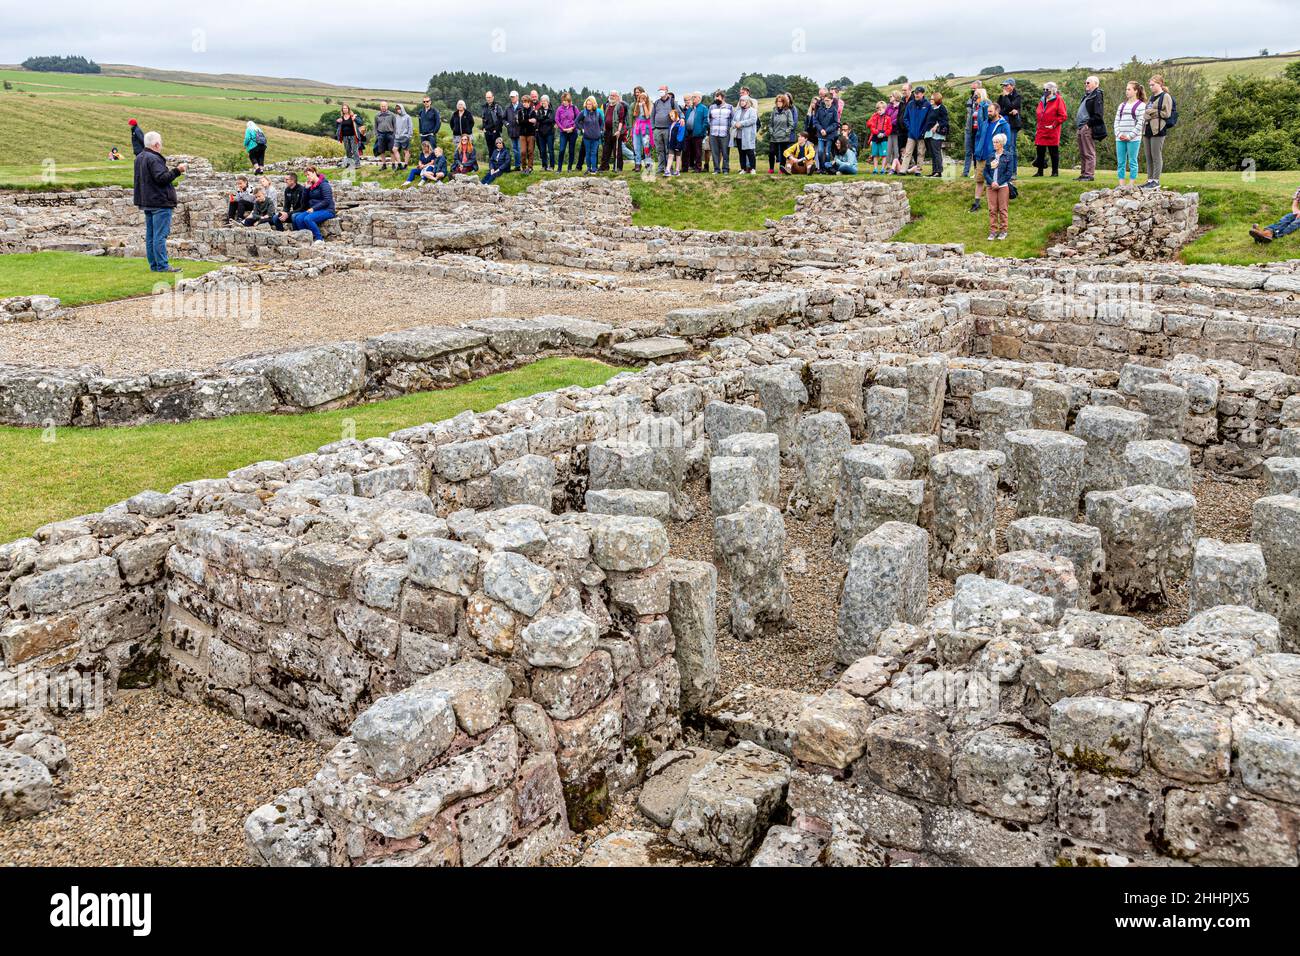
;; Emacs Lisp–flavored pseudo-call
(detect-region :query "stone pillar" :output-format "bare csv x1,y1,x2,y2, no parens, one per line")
1005,515,1105,602
1005,429,1087,519
929,449,1004,580
1188,538,1267,615
971,388,1033,468
714,502,791,641
748,366,808,464
1137,382,1189,442
717,432,780,507
832,444,923,561
634,415,693,520
704,401,767,453
1085,484,1196,612
1072,405,1150,494
905,356,947,435
864,385,909,442
1263,457,1300,497
808,359,866,438
1251,494,1300,650
1028,379,1073,431
788,412,852,518
588,439,654,494
709,456,761,516
1124,440,1193,492
665,559,719,714
835,522,929,664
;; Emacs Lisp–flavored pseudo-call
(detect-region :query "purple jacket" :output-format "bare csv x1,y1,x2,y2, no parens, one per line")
556,103,579,133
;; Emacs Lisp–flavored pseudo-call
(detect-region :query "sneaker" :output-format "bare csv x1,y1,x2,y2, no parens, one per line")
969,200,981,212
1140,180,1159,190
996,232,1008,241
157,265,181,273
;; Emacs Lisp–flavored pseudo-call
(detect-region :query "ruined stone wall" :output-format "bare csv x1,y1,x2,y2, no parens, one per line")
1049,187,1199,260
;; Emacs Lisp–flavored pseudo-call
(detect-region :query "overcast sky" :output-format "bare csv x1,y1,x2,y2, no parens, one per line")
5,1,1297,93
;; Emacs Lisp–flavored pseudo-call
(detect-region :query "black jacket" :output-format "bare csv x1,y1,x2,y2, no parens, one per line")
505,103,522,137
482,101,506,138
516,104,537,137
280,182,308,215
450,110,474,138
1079,88,1107,140
130,124,145,156
999,91,1023,131
534,106,555,137
132,149,181,208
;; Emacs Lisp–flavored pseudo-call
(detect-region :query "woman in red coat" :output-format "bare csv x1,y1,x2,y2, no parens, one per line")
1033,82,1069,176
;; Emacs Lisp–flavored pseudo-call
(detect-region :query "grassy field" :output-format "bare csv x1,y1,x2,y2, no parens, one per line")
0,357,624,540
942,50,1300,91
359,160,1300,263
0,253,223,306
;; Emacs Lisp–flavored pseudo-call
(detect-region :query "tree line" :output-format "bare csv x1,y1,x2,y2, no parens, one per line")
21,55,101,73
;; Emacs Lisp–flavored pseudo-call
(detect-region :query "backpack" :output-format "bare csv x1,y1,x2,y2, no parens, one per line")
1163,93,1178,129
254,129,267,146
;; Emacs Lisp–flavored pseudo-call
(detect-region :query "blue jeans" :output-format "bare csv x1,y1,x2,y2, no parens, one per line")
1005,130,1019,179
143,207,173,271
816,136,835,170
482,167,510,184
582,137,600,172
292,208,335,241
962,123,974,176
558,130,578,169
829,159,858,175
538,132,554,169
633,131,651,167
1267,213,1300,238
510,137,521,169
1116,138,1141,181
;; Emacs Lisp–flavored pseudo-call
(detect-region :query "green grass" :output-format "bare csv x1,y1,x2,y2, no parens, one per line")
0,160,135,190
0,357,625,541
0,253,224,306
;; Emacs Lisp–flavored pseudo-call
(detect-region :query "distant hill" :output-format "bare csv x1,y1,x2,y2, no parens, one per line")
932,50,1300,90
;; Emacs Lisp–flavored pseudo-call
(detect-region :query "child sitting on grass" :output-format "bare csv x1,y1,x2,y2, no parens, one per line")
1250,188,1300,243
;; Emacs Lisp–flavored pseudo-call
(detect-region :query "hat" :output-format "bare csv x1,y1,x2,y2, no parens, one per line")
1004,77,1017,86
914,85,926,93
128,118,138,126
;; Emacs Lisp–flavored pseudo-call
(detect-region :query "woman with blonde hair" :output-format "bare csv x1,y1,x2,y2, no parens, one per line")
1141,74,1174,189
631,88,653,170
578,96,605,173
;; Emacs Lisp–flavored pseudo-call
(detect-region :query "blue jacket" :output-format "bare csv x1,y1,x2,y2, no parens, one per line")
983,151,1013,187
418,106,441,135
903,97,934,139
304,176,335,213
488,147,511,174
689,102,710,137
975,114,1009,162
812,103,838,139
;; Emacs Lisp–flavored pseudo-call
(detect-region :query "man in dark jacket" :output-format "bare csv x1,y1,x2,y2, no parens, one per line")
998,78,1023,179
504,92,523,170
1074,76,1106,181
132,130,186,272
128,119,145,156
275,172,308,231
417,97,442,149
481,92,506,162
600,91,629,172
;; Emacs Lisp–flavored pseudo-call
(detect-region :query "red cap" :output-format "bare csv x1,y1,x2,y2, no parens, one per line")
128,118,138,125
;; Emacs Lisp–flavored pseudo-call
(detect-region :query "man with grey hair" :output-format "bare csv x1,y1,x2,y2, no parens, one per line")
1075,75,1105,182
600,90,628,172
373,101,397,170
505,91,523,170
132,131,186,273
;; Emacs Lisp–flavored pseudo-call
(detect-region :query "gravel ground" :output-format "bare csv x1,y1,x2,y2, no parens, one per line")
0,271,715,376
0,687,324,867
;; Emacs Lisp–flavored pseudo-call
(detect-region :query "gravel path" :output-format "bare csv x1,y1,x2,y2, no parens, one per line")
0,271,715,376
0,688,323,867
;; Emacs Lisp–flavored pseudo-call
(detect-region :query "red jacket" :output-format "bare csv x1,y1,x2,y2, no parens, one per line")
867,111,893,139
1035,95,1068,146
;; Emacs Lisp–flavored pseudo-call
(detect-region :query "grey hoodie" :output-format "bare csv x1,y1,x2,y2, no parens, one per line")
394,110,413,140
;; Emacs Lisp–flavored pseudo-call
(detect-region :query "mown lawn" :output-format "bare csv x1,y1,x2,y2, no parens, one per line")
0,252,223,306
0,357,626,540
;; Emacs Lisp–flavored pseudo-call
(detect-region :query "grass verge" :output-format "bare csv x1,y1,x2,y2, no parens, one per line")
0,357,626,541
0,253,224,306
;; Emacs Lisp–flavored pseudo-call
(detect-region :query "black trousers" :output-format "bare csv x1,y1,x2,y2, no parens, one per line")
1034,144,1060,174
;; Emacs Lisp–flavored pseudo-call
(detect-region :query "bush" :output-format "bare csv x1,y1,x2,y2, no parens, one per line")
979,65,1005,76
22,55,100,73
213,151,251,173
1238,129,1300,171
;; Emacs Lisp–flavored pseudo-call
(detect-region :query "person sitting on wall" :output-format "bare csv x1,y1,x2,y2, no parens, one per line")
1250,187,1300,243
242,186,276,228
290,166,336,241
226,176,255,222
274,172,306,231
482,137,512,184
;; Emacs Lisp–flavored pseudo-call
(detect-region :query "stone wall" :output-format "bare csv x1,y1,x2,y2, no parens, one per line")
1049,187,1199,260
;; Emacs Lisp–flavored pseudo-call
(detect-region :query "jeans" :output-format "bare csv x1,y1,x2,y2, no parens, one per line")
510,136,521,169
962,123,974,176
709,134,730,171
482,167,509,184
291,208,335,241
1267,213,1300,238
538,132,554,169
1005,130,1019,178
582,137,601,172
420,132,439,149
816,136,835,170
1116,138,1141,181
633,131,651,168
142,206,173,271
654,129,670,172
558,130,578,169
828,158,858,175
342,136,360,168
